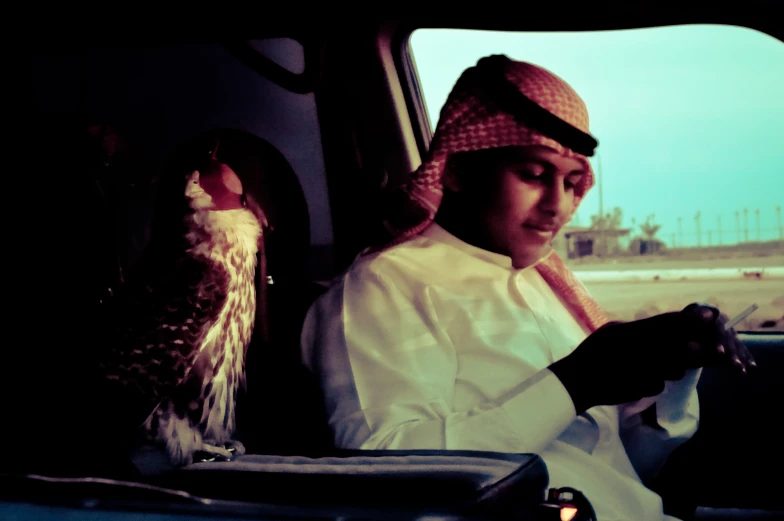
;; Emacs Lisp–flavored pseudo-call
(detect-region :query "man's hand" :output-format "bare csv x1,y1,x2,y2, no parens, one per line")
680,303,756,374
549,303,756,415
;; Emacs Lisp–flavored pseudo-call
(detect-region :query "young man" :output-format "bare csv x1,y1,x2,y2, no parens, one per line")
301,55,754,521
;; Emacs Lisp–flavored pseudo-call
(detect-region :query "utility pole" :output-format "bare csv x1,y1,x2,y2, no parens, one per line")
695,211,702,247
755,209,761,242
743,208,749,243
735,211,741,244
678,217,683,248
717,215,722,245
777,206,783,242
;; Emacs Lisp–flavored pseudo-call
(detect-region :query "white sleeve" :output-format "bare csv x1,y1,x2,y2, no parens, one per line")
618,368,702,483
301,262,577,454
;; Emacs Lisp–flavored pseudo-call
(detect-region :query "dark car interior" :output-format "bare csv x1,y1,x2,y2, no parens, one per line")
7,5,784,521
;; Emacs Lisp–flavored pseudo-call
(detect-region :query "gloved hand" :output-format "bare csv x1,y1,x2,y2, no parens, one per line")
549,303,756,414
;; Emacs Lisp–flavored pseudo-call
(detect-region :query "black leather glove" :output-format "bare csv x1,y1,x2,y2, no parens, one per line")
549,303,756,414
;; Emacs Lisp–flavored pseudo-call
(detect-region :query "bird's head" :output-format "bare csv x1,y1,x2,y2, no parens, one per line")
182,140,271,251
184,160,245,212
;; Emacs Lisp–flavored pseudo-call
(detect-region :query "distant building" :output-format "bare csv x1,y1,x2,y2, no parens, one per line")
552,226,632,259
628,237,665,255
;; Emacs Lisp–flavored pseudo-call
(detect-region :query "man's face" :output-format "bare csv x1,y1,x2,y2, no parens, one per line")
444,145,588,268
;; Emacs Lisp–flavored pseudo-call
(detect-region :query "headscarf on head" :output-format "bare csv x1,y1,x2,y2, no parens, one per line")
371,54,610,331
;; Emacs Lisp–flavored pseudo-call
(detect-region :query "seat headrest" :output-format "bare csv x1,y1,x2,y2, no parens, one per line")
154,128,311,281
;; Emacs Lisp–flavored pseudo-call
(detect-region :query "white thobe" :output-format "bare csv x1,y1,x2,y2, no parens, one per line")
301,223,700,521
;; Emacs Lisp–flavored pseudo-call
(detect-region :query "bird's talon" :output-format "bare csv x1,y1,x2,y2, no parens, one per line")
220,440,245,457
195,442,235,463
193,451,218,463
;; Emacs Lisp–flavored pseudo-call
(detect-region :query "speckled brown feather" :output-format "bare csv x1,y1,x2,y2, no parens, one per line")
98,236,230,428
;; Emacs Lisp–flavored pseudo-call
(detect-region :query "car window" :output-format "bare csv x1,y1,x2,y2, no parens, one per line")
410,24,784,332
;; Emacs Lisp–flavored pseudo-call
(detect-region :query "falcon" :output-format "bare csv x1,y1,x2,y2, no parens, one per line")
97,144,268,467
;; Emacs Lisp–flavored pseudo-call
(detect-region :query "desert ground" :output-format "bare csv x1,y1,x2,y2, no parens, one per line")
582,278,783,332
564,248,783,331
568,253,784,272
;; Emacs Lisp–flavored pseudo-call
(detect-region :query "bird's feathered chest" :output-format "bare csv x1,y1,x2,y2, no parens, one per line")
100,208,262,446
151,209,262,438
186,209,261,358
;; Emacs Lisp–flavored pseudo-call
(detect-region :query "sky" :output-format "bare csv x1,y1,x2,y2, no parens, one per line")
410,24,784,247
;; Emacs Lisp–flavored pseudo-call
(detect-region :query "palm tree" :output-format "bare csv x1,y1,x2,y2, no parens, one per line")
609,207,623,229
632,214,664,255
640,214,661,239
589,206,623,256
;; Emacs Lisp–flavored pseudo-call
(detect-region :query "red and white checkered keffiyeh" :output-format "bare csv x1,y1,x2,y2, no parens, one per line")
373,55,610,331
